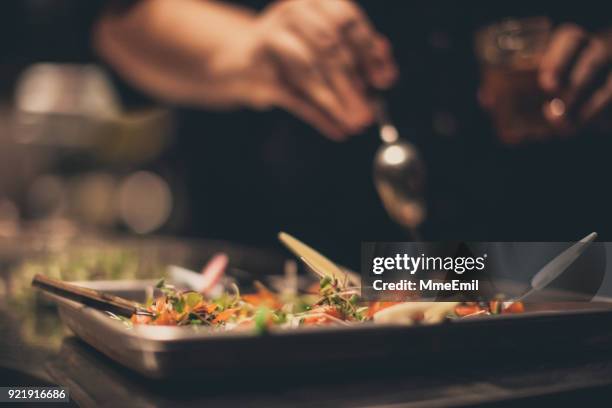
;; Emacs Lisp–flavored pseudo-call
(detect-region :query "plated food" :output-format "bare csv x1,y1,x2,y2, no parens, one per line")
25,233,526,332
118,273,525,331
26,234,612,380
114,232,525,331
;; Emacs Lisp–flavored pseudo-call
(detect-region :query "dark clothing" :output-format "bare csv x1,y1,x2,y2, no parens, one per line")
0,1,103,63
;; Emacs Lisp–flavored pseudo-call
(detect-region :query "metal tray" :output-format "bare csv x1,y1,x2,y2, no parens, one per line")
45,279,612,379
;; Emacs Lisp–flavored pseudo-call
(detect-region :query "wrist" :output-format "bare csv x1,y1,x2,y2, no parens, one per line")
206,19,273,109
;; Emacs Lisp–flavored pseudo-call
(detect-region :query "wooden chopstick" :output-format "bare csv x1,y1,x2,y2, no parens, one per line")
32,274,150,317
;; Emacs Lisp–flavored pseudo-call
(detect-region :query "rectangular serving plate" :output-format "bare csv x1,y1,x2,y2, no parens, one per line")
49,281,612,379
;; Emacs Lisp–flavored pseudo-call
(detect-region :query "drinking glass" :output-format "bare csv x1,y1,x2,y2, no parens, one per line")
475,17,554,143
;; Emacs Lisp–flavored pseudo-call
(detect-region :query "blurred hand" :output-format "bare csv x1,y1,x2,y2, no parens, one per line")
237,0,398,140
94,0,397,141
539,24,612,134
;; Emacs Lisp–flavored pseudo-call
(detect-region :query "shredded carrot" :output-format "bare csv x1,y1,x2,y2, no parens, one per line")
503,302,525,314
367,301,401,318
454,303,484,317
302,306,343,325
131,314,152,324
213,308,238,324
242,292,281,309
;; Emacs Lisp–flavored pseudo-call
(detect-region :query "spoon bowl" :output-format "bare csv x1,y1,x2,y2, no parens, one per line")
374,140,426,230
371,98,426,233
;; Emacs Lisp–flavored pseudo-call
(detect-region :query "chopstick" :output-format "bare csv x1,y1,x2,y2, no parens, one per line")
32,274,152,317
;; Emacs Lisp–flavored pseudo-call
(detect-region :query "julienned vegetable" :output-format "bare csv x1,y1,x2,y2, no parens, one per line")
116,275,524,331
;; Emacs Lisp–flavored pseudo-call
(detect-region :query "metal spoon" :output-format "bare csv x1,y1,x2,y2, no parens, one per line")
372,97,426,239
515,231,598,302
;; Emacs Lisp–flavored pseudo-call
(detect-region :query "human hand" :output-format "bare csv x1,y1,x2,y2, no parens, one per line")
539,24,612,134
94,0,397,140
237,0,398,140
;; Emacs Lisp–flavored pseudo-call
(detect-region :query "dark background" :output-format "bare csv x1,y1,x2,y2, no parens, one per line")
1,0,610,269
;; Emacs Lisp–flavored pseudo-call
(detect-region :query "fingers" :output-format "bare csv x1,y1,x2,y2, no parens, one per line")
365,35,399,89
285,4,346,63
314,0,398,89
564,38,610,115
257,0,399,140
539,24,588,93
320,57,374,130
286,5,373,130
577,73,612,125
265,29,359,138
540,24,611,132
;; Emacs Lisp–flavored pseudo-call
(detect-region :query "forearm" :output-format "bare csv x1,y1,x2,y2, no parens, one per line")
93,0,258,106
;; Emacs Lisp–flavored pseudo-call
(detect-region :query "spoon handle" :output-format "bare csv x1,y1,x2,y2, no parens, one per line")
514,232,597,302
372,96,399,143
372,96,391,125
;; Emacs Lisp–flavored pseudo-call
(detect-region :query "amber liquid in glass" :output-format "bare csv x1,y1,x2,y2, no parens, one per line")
481,60,552,143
